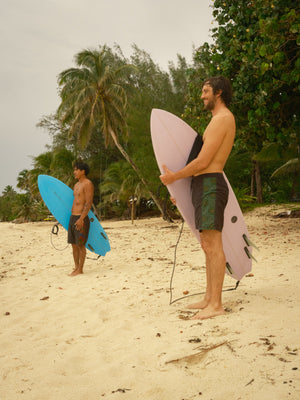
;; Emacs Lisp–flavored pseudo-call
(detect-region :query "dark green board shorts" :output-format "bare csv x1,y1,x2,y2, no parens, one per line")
191,173,229,232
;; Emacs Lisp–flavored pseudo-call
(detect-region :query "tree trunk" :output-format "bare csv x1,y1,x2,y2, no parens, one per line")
254,160,263,203
131,196,135,224
251,161,255,197
109,128,172,221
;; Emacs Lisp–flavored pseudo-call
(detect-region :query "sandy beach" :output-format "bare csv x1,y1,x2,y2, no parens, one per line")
1,205,300,400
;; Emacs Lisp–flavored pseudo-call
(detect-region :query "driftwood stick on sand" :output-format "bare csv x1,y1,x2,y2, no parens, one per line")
165,341,230,365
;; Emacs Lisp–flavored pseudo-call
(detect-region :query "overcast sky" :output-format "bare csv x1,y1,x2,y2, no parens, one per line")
0,0,214,193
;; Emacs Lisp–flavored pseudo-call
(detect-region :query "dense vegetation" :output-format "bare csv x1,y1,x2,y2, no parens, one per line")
1,1,299,222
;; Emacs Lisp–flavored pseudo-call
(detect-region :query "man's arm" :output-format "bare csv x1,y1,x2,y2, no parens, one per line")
160,116,227,185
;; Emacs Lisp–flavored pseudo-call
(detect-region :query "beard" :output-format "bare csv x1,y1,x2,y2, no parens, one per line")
204,98,216,111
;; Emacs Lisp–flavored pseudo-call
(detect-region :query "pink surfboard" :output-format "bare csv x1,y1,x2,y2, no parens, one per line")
150,108,253,281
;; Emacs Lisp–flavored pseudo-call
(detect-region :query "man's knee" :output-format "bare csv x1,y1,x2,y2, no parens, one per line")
78,244,86,253
200,230,222,254
201,238,213,255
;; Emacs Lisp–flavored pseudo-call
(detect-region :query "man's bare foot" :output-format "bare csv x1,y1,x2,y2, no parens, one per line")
68,269,83,277
190,306,225,320
187,299,209,309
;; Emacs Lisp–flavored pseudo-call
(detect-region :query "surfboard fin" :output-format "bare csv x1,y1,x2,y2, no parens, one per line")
243,234,259,251
244,247,258,263
101,232,108,240
87,243,95,252
226,262,233,275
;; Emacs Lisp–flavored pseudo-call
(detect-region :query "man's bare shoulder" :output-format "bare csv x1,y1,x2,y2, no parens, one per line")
209,109,235,133
205,109,235,134
83,178,93,186
212,108,235,122
75,178,93,191
82,179,94,194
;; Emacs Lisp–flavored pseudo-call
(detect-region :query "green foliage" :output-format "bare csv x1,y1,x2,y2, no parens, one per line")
225,150,252,189
13,194,48,222
22,148,75,197
0,186,18,221
126,48,189,195
185,0,299,202
56,45,189,217
99,160,145,218
189,0,299,147
271,158,300,177
232,187,256,210
57,46,134,149
0,185,47,222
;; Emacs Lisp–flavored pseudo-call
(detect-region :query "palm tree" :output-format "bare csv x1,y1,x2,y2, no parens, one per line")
100,160,145,222
271,158,300,177
2,185,17,197
57,47,167,218
0,186,18,221
27,149,75,195
17,170,31,192
254,142,300,200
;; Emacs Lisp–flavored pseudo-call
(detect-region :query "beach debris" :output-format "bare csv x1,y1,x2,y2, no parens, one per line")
188,338,201,343
183,290,189,295
273,210,300,218
165,341,229,365
259,337,276,351
4,312,10,316
40,296,49,301
245,378,255,386
111,388,131,394
178,310,194,320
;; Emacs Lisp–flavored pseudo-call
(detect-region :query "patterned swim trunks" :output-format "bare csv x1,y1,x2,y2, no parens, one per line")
191,173,229,232
68,215,90,246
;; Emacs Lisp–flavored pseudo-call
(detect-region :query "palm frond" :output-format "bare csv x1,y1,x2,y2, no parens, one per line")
253,143,281,162
271,158,300,178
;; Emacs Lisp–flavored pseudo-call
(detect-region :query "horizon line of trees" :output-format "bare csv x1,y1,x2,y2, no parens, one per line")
1,0,299,222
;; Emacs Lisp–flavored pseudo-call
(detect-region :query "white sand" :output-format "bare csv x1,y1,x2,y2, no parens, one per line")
1,205,300,400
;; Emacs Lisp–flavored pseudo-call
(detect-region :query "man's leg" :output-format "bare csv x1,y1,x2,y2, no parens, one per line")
71,244,79,269
77,244,86,274
69,244,86,276
191,229,226,319
187,240,212,309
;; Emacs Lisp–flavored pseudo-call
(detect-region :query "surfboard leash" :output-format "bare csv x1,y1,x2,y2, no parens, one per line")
50,223,69,251
169,220,240,305
50,223,102,260
169,218,185,305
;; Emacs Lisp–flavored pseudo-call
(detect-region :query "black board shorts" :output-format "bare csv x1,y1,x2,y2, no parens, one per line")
68,215,90,246
191,173,229,232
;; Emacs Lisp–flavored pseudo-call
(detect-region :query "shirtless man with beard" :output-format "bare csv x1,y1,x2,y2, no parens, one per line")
160,76,235,319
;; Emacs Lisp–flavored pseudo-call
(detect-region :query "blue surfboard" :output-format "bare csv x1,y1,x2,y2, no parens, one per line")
38,175,110,256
